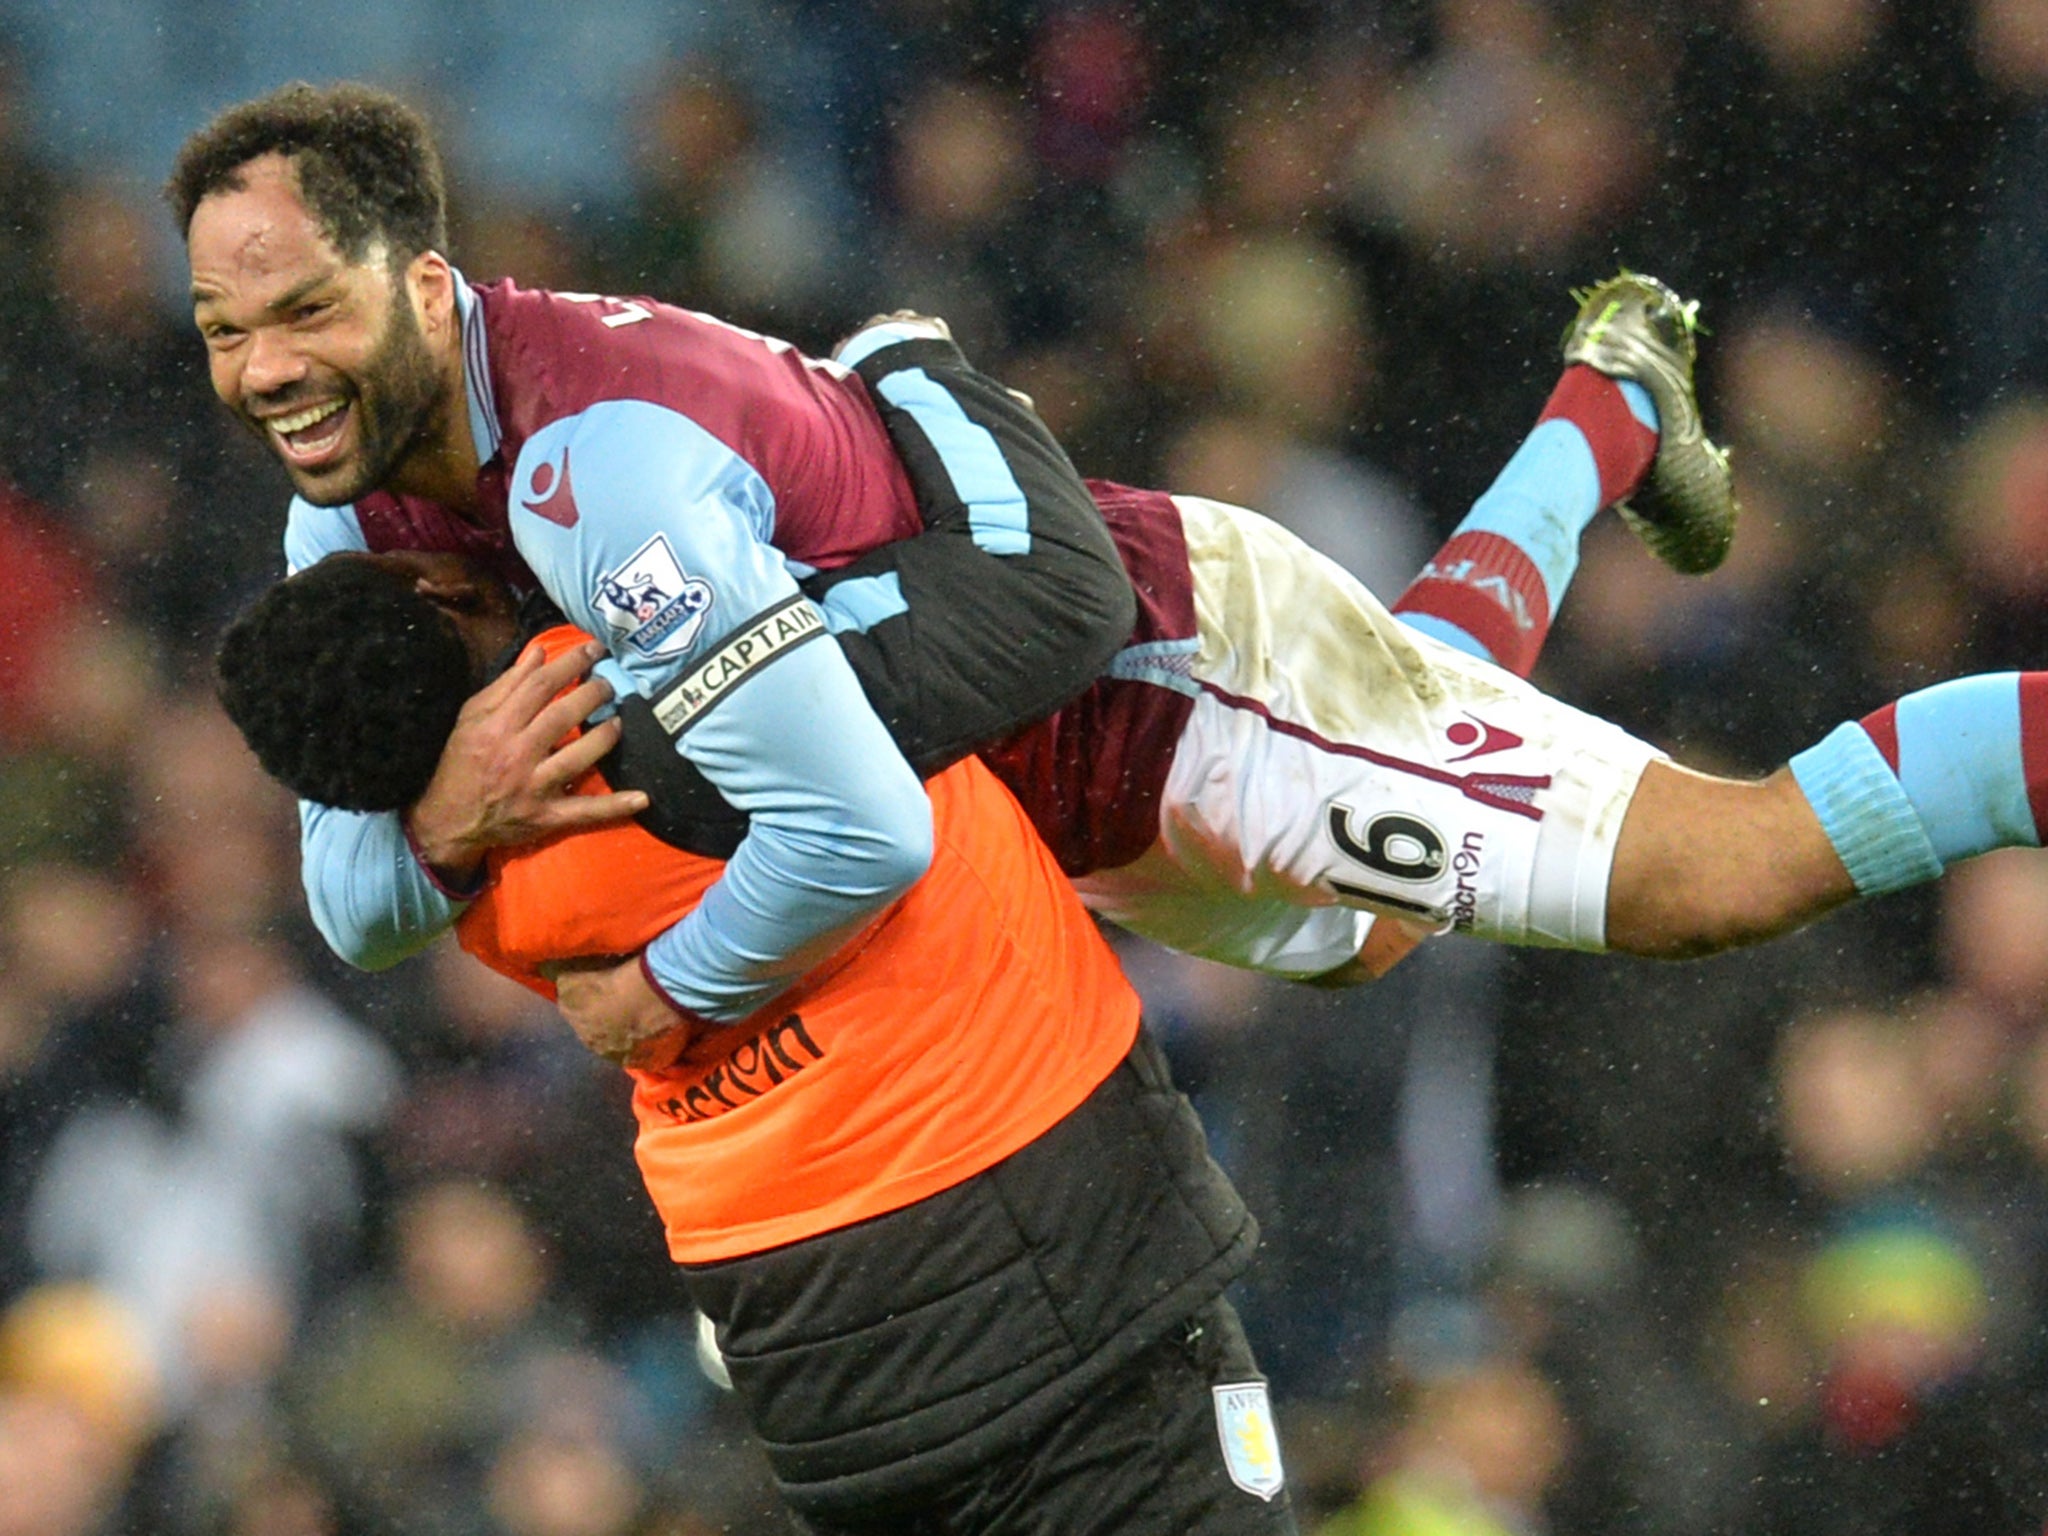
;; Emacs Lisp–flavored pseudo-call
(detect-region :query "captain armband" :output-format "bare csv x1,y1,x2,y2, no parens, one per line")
652,595,829,739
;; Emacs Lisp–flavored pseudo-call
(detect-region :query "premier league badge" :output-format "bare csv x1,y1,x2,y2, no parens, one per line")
593,533,714,658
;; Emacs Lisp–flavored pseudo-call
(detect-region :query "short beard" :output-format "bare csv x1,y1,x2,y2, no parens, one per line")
288,284,447,508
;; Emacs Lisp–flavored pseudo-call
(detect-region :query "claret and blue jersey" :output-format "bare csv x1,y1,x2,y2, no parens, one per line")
284,273,963,1021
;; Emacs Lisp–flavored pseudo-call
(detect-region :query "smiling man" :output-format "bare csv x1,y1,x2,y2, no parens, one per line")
174,82,2048,1211
171,82,1666,1005
175,85,1140,1057
193,147,470,510
173,78,2048,1017
167,71,2048,1536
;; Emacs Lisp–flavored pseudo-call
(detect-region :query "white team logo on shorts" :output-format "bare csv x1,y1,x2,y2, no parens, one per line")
593,533,714,657
1213,1382,1284,1501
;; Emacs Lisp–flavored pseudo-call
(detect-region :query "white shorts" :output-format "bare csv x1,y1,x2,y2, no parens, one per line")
1073,495,1664,977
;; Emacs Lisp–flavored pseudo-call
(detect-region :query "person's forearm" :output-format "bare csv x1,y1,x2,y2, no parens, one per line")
300,800,463,970
634,634,934,1023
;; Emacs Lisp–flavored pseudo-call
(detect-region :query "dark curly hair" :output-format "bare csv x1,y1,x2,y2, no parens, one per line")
215,556,473,812
165,80,448,264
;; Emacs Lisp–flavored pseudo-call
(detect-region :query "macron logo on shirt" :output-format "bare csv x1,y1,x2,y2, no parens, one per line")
522,445,581,527
1444,713,1524,762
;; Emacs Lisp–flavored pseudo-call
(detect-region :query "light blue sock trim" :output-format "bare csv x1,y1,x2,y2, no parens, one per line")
819,573,908,635
1894,673,2039,861
1788,722,1944,896
876,368,1030,555
1453,418,1601,613
1395,611,1495,665
1106,638,1200,696
1618,378,1658,432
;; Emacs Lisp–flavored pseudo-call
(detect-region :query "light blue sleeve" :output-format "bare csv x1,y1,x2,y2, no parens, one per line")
509,400,933,1022
283,495,369,573
281,498,466,970
299,800,463,970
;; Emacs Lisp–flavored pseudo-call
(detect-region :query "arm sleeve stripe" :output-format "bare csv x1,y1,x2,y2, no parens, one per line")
818,572,910,636
875,367,1032,556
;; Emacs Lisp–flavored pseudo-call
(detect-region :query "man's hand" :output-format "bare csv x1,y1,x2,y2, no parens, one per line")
404,640,649,886
547,954,694,1070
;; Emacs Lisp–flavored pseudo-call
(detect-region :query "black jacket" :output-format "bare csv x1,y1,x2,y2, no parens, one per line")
682,1025,1258,1519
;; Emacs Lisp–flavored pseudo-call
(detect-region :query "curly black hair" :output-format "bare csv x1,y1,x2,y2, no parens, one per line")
165,80,448,264
215,556,472,812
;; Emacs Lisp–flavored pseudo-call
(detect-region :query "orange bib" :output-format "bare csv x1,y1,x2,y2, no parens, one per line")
457,627,1141,1261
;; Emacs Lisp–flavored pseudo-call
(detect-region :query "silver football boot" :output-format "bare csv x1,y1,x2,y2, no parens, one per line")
1561,272,1738,575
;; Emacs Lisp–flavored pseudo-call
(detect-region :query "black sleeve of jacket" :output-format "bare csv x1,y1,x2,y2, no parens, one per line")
602,334,1136,860
803,333,1137,777
607,691,747,859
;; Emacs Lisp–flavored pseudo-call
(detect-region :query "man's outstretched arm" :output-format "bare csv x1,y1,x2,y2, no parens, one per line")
511,399,935,1028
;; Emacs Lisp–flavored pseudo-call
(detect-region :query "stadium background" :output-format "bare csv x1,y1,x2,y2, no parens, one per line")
5,1,2048,1531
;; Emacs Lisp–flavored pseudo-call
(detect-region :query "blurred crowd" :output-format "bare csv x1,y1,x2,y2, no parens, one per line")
6,0,2048,1532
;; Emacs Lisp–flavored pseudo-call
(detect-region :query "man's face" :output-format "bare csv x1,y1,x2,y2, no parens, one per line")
187,154,447,507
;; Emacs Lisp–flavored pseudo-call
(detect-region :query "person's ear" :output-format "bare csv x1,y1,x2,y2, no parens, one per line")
408,250,457,340
412,570,494,614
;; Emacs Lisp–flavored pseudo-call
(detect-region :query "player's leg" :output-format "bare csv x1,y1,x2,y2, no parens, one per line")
1074,493,1664,971
1391,273,1738,678
1142,641,2048,966
1319,273,1732,975
1605,675,2048,956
